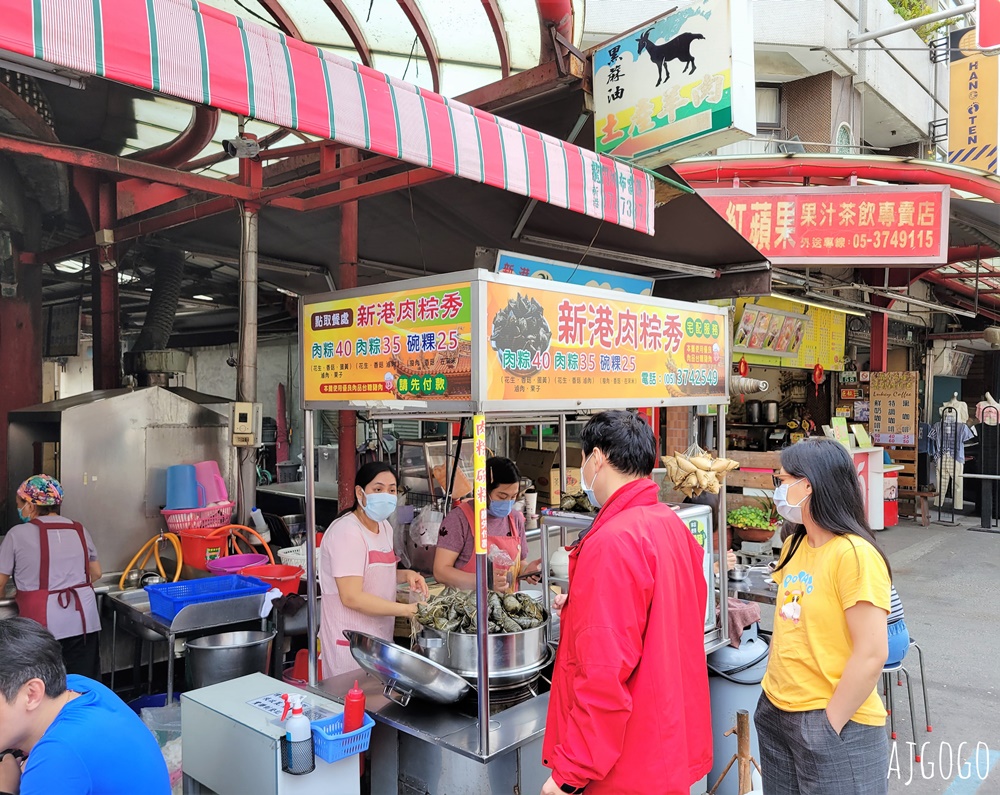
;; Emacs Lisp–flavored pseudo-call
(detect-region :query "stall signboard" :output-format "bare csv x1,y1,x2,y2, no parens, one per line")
701,186,950,265
869,371,919,445
592,0,756,165
493,250,654,295
473,414,488,555
301,282,473,405
485,281,728,406
301,271,730,412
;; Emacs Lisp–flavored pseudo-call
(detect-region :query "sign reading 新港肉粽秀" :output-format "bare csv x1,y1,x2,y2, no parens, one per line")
592,0,756,165
701,185,950,265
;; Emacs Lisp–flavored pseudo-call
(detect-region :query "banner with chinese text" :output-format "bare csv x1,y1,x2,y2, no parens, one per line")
869,372,919,446
485,282,728,404
473,415,488,554
302,283,472,404
701,186,949,265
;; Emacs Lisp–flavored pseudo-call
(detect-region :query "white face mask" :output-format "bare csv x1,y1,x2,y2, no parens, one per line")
773,478,808,524
581,453,602,508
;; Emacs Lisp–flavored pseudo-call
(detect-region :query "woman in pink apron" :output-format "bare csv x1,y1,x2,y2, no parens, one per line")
433,457,536,592
0,475,102,678
319,462,429,678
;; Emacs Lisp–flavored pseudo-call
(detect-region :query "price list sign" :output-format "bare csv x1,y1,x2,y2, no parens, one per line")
869,372,919,445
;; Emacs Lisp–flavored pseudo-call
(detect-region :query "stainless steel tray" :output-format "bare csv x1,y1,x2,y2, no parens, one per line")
344,629,471,707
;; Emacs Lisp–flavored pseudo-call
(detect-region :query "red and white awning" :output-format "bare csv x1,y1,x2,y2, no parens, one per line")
0,0,655,234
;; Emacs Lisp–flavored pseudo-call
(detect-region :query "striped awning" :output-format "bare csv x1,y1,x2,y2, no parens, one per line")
0,0,655,234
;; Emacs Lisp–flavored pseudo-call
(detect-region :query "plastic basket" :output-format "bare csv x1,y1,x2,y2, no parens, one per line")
277,545,306,568
240,564,303,596
145,574,269,621
161,502,235,533
311,713,374,764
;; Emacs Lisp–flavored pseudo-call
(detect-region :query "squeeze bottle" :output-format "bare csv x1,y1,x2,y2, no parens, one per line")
281,694,314,774
249,507,271,543
343,680,367,774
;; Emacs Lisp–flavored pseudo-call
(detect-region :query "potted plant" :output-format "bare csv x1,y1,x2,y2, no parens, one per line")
727,498,780,545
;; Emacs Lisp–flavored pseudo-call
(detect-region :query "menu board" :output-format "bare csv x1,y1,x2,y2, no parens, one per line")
302,283,472,403
869,371,919,445
733,304,807,358
485,283,728,404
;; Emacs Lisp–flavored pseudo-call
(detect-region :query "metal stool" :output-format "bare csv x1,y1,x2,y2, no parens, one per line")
895,640,932,733
881,660,918,759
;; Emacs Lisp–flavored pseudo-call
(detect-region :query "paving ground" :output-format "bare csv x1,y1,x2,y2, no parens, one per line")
873,515,1000,794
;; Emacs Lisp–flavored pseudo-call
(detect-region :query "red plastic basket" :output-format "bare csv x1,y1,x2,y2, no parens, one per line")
161,502,234,533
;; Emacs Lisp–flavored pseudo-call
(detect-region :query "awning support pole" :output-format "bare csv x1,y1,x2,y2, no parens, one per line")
338,148,360,504
237,203,259,523
304,409,319,686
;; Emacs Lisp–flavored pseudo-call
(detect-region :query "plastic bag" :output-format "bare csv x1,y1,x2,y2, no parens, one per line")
409,506,444,547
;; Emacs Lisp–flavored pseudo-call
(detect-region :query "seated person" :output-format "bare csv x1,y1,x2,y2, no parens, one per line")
886,585,910,667
0,618,170,795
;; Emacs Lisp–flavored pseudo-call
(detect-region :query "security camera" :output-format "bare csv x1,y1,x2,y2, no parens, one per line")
222,136,260,159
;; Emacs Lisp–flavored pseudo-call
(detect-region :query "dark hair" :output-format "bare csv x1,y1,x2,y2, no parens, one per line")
339,461,397,516
580,410,657,477
774,437,891,578
0,618,67,702
487,457,519,495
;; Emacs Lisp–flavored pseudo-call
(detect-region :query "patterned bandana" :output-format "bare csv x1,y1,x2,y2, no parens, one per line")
17,474,64,506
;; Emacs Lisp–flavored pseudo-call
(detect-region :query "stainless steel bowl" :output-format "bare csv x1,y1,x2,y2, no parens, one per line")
344,630,471,707
728,565,750,582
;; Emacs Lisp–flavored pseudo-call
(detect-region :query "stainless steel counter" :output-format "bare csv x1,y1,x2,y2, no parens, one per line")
256,481,339,501
0,571,126,611
310,670,548,764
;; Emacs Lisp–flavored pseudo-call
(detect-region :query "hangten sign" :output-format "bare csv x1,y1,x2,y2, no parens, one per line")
700,186,950,265
949,27,999,172
592,0,756,165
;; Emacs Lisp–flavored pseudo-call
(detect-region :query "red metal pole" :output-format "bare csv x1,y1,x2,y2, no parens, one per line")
1,241,42,523
870,312,889,373
338,148,360,505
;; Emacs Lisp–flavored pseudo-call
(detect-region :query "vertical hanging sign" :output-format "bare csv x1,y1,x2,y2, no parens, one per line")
473,414,488,554
948,27,999,173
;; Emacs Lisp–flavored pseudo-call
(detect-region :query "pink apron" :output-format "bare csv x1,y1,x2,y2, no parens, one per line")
15,520,95,633
456,503,522,591
320,517,399,678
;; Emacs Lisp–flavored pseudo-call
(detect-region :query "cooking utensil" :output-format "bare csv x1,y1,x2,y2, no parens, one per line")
415,620,550,684
728,565,750,582
140,572,166,586
745,400,762,424
124,569,142,589
344,630,471,707
763,400,779,425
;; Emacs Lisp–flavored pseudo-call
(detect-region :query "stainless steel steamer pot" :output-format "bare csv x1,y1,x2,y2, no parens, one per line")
415,620,550,684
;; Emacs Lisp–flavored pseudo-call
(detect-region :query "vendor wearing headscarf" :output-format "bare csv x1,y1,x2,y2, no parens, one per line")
0,475,102,677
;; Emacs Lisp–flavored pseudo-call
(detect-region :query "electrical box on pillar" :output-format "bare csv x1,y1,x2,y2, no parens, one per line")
231,402,263,447
0,232,15,298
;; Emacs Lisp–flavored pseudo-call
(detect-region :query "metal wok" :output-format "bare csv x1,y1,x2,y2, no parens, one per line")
344,629,471,707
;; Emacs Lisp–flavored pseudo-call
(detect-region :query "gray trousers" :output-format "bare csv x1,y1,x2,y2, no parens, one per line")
754,693,889,795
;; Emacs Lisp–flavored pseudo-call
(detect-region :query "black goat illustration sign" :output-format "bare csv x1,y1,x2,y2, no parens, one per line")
636,29,706,87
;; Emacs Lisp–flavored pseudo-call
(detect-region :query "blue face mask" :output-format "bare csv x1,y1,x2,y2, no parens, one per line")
362,492,397,523
487,499,515,518
581,454,601,508
17,506,31,523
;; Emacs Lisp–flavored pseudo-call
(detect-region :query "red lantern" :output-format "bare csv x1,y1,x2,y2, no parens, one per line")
812,363,824,396
737,356,749,402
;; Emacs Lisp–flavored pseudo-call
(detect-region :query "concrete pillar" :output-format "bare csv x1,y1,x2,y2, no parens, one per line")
0,241,42,523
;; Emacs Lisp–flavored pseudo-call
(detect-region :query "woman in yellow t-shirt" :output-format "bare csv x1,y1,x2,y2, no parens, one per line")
755,437,892,795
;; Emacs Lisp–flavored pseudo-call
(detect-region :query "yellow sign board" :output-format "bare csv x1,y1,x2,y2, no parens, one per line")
732,297,845,371
948,27,999,172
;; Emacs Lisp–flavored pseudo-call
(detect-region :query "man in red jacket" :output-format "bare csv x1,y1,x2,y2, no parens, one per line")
541,411,712,795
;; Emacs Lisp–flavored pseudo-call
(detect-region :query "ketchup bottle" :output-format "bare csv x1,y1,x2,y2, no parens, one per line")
343,680,366,775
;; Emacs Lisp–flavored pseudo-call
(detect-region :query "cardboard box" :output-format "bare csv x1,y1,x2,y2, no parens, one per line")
516,447,582,506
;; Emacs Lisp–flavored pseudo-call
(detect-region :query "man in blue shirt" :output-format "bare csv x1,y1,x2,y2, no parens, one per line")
0,617,170,795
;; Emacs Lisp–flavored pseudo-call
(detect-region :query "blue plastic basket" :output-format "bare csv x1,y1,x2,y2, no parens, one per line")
145,575,269,621
311,713,374,764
